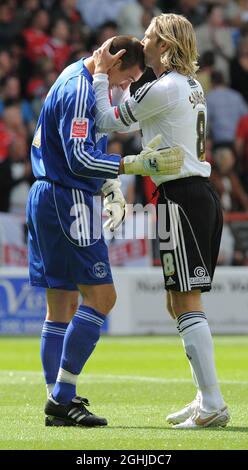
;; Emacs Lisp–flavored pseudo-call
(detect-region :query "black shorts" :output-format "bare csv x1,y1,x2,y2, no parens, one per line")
157,176,223,292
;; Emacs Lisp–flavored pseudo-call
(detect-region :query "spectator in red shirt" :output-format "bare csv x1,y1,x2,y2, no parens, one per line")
44,18,71,72
23,9,50,63
0,120,12,163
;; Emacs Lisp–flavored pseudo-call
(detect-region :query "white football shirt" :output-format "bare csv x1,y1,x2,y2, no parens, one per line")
93,71,211,186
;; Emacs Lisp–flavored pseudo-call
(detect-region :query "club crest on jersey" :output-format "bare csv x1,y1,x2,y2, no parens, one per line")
93,262,108,279
70,118,89,139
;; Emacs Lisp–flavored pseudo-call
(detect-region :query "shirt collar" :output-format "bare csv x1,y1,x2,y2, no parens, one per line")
159,70,172,78
82,58,93,83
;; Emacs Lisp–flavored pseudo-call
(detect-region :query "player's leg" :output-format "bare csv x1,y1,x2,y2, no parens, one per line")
158,177,229,428
30,183,112,426
52,282,116,403
169,289,229,428
26,181,79,397
168,290,199,407
168,291,199,407
45,283,116,427
166,291,176,319
165,290,201,424
41,289,79,397
46,289,79,322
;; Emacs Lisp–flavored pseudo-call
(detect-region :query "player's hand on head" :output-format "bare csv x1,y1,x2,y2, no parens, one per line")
93,37,126,74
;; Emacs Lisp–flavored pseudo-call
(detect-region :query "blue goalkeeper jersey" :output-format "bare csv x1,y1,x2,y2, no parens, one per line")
31,59,121,194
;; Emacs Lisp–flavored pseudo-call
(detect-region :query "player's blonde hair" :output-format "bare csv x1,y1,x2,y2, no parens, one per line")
151,14,199,77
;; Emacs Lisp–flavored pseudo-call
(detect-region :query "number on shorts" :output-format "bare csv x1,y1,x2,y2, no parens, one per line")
196,111,206,161
163,253,175,276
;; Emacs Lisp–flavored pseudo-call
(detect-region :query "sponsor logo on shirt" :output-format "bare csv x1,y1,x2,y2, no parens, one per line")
189,266,210,286
189,276,211,285
194,266,206,277
70,118,89,139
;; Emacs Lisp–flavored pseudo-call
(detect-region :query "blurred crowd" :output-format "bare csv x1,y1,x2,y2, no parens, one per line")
1,0,248,265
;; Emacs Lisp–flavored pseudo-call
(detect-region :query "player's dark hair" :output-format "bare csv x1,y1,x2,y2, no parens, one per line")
109,36,146,72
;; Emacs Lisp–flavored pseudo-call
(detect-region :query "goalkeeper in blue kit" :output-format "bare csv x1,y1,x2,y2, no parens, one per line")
26,35,183,427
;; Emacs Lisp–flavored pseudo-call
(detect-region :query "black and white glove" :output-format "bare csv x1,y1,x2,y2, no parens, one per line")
123,134,184,176
102,178,126,232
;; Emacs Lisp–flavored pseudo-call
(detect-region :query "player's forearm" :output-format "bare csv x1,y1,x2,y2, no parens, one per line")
93,73,128,132
69,146,121,179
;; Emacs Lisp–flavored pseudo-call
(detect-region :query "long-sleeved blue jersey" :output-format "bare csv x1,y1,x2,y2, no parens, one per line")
31,59,121,194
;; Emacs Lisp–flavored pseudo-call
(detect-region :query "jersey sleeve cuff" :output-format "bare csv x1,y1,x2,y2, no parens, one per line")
93,73,109,81
111,155,121,176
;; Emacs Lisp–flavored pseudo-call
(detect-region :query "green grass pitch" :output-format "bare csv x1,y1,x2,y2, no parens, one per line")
0,336,247,450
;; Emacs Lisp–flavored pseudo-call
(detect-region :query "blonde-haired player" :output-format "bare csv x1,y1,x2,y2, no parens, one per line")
92,13,230,429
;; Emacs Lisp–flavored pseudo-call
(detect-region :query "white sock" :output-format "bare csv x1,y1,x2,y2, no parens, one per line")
177,311,225,412
177,320,201,402
191,368,202,403
46,383,54,397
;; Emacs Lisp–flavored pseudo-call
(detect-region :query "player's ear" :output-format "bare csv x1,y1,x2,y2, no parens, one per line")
112,60,122,70
160,41,169,54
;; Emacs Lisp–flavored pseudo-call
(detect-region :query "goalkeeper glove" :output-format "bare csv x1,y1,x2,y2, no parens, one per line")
123,134,184,176
102,178,126,232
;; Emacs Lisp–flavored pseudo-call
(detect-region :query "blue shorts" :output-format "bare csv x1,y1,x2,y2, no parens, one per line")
26,180,113,290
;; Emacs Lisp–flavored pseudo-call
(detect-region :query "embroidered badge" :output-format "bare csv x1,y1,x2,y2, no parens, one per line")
70,118,89,138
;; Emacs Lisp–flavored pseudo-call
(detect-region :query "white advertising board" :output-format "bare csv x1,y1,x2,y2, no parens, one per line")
110,267,248,335
0,267,247,335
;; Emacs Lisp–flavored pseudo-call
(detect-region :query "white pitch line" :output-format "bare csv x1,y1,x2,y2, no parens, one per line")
103,337,248,345
0,371,247,385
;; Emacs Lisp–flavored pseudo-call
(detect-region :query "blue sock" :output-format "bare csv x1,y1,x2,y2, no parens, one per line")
52,305,105,404
41,321,68,393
